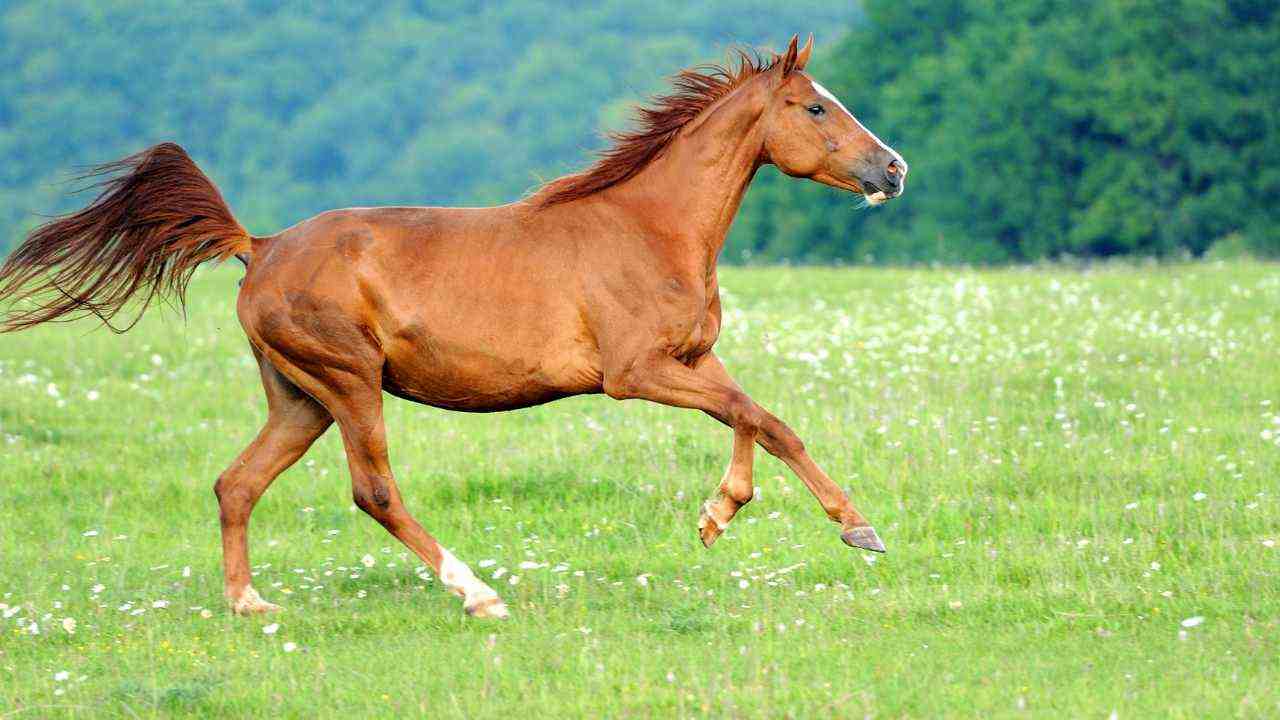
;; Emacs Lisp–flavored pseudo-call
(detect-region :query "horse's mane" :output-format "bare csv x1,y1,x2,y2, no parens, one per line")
536,48,782,207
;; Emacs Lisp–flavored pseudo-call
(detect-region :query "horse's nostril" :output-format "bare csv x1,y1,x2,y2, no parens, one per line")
885,160,904,185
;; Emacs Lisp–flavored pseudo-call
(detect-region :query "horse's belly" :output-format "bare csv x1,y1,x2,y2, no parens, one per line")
380,331,603,412
382,374,575,412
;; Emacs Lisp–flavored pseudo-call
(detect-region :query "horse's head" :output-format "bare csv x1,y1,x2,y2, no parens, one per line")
760,35,907,206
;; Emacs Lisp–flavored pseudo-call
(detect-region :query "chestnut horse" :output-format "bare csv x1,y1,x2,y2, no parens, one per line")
0,35,906,618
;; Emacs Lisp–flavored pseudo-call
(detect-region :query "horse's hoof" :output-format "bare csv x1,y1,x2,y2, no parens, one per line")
465,596,510,620
841,526,886,553
228,586,283,615
235,601,283,615
698,520,722,548
698,501,726,548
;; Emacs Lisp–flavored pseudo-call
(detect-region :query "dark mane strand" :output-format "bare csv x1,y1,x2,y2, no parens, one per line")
536,48,781,207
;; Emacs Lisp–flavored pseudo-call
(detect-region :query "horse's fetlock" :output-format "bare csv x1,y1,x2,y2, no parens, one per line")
724,484,754,506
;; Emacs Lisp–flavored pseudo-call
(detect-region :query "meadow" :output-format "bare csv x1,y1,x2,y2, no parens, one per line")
0,262,1277,718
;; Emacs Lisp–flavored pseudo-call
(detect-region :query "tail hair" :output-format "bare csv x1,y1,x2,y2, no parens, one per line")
0,142,249,332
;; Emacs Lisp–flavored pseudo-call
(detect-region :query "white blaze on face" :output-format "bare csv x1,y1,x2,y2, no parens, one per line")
811,79,905,204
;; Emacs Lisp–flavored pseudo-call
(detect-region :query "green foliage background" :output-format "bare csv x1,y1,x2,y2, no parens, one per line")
2,1,1278,263
0,1,853,242
730,0,1280,263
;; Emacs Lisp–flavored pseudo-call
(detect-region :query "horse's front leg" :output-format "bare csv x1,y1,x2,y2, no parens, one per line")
603,352,761,547
690,354,885,553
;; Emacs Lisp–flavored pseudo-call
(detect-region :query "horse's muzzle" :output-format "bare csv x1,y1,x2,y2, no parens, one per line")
883,158,907,196
861,157,907,201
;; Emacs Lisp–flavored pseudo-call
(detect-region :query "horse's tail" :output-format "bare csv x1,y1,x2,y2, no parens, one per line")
0,142,250,333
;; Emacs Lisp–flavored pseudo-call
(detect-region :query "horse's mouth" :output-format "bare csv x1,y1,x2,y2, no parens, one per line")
862,181,889,206
860,181,898,207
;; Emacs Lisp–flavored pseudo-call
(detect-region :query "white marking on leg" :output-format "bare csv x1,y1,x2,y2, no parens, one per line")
439,547,509,618
228,585,281,614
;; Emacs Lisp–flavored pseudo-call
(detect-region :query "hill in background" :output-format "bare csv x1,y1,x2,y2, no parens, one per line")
0,1,853,245
4,2,1277,263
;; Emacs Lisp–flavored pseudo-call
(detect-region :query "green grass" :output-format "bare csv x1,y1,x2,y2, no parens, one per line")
1,262,1278,718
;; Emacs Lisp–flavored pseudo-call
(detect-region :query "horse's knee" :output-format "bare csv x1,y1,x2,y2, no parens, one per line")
215,471,253,523
213,472,231,503
214,469,245,503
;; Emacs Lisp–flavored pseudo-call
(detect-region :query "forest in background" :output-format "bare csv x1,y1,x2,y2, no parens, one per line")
2,1,1277,263
0,1,853,248
732,0,1280,263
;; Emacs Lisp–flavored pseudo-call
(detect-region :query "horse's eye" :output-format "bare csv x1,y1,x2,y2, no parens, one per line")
807,104,825,116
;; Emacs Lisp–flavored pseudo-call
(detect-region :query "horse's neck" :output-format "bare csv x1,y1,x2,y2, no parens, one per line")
609,84,767,271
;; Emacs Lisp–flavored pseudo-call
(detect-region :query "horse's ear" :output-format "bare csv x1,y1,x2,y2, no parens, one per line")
796,33,814,71
780,34,801,77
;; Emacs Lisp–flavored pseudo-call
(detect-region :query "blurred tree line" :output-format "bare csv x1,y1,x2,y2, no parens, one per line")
2,1,1276,263
0,1,852,247
730,0,1280,263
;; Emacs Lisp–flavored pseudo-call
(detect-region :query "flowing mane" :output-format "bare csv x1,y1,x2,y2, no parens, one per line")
537,48,782,207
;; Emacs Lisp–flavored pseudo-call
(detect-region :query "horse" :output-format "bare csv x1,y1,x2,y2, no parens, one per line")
0,35,907,618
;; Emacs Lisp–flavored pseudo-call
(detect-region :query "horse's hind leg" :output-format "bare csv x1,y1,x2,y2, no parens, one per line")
335,389,509,618
215,350,332,614
257,348,509,619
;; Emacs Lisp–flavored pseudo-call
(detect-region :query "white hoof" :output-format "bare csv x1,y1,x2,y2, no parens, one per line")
228,585,283,615
439,547,509,619
465,596,510,619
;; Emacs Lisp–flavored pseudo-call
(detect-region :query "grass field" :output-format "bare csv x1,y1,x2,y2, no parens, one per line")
1,262,1277,718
